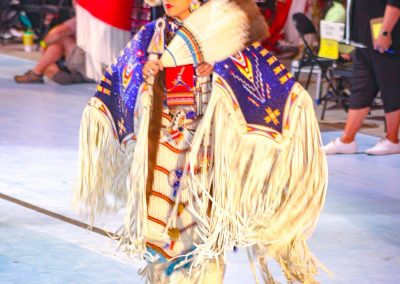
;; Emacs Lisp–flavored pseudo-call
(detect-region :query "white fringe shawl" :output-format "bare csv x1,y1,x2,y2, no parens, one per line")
73,73,328,281
73,97,133,219
73,84,152,256
183,77,328,282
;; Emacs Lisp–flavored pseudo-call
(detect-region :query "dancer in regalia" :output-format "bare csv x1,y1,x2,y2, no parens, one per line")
73,0,328,283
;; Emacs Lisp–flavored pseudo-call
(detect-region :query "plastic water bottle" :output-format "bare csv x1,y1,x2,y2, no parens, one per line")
22,29,34,52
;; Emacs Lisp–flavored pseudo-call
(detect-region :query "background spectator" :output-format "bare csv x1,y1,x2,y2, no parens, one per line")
14,16,89,84
323,0,400,155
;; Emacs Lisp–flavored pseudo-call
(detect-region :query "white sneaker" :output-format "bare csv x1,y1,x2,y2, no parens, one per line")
365,139,400,155
322,137,357,155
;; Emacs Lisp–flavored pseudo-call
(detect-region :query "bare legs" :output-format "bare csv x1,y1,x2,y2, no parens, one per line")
32,36,76,76
341,107,400,144
385,109,400,143
341,108,370,143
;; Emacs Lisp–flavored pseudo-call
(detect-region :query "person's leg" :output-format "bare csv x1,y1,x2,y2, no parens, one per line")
322,49,377,154
15,35,77,83
341,49,378,143
365,109,400,155
59,35,76,58
51,36,85,85
43,63,61,79
14,41,64,83
341,107,371,143
32,41,64,75
33,35,75,74
364,52,400,155
373,52,400,144
385,110,400,143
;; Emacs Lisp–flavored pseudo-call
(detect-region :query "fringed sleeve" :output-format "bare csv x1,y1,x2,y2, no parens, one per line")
184,44,328,282
73,22,156,220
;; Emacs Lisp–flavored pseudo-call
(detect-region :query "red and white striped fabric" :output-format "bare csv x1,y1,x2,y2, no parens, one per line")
76,0,134,80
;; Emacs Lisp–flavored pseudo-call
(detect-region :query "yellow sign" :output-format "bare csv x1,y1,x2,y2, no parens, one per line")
318,20,344,60
318,38,339,60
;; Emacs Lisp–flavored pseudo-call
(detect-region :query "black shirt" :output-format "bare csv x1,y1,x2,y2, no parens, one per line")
351,0,400,51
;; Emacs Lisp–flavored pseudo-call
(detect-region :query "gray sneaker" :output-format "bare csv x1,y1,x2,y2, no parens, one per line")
14,70,44,84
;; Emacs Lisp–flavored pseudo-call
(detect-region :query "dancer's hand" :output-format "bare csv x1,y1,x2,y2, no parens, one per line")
196,62,213,77
143,60,163,79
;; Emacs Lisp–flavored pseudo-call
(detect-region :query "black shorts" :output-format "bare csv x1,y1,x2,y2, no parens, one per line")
349,48,400,113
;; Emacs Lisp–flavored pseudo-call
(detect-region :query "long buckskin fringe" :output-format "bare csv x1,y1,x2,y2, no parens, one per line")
73,97,134,220
73,75,328,281
183,78,328,282
73,83,153,257
119,83,153,256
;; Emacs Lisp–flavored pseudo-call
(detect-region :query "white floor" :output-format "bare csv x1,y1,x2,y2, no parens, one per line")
0,54,399,283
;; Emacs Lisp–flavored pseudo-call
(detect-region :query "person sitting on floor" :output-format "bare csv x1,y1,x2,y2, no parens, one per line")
14,15,89,85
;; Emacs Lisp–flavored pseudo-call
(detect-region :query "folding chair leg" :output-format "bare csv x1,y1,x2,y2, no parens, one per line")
315,70,324,103
321,92,330,120
294,51,307,81
305,65,314,90
294,68,301,81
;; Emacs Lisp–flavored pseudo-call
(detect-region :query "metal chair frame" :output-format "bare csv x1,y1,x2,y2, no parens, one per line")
292,12,351,120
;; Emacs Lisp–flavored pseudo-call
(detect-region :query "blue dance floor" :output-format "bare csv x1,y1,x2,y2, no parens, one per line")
0,55,399,283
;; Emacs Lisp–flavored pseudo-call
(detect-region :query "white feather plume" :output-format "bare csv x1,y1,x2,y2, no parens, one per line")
161,0,268,67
